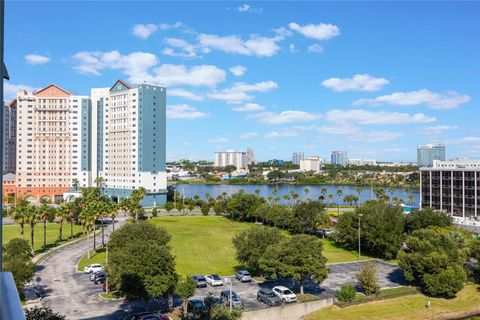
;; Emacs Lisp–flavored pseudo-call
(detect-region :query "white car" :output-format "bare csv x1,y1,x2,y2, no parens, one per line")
84,264,104,274
205,274,224,286
272,286,297,303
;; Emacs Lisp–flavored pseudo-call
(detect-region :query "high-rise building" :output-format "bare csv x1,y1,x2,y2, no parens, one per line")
93,80,167,206
331,151,348,166
300,156,321,172
3,99,16,174
214,149,254,170
292,152,304,165
417,144,445,167
420,159,480,218
15,85,91,203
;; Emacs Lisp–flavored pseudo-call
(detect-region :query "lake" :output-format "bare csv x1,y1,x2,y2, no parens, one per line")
174,184,420,206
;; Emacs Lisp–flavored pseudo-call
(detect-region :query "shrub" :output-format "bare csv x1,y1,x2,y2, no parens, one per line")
356,262,379,295
336,284,356,302
151,208,158,218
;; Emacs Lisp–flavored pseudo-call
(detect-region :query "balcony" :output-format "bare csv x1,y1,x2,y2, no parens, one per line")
0,272,26,319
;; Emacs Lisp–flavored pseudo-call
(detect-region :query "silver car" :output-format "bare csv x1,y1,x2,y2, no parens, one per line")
235,270,252,282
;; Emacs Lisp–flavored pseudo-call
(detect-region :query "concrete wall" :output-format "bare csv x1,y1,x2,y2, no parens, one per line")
242,298,334,320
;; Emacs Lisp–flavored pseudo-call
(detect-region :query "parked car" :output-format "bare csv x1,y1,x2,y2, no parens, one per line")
203,295,222,307
205,274,223,286
90,270,105,281
256,288,282,306
84,263,103,274
272,286,297,303
187,298,206,313
315,228,333,238
235,270,252,282
220,290,243,307
124,312,169,320
192,275,207,288
94,272,106,284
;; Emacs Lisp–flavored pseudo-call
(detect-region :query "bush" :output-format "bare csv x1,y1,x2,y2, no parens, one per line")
25,306,65,320
201,202,210,216
165,202,174,212
336,284,356,302
356,262,379,295
151,208,158,217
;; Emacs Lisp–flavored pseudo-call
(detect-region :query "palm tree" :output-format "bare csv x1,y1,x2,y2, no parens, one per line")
12,197,30,239
108,202,118,231
291,192,299,203
355,187,362,199
65,200,76,239
283,194,291,207
72,178,80,191
38,198,52,250
56,202,69,241
131,187,147,222
304,188,310,201
254,189,261,197
407,194,414,205
318,195,325,203
321,188,327,198
327,194,334,206
25,205,39,250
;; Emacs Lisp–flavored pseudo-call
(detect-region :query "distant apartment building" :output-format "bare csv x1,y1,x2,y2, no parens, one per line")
348,158,377,166
420,159,480,218
15,85,91,203
3,100,16,174
300,156,321,172
214,148,254,170
92,80,167,206
292,152,304,165
331,151,348,166
417,144,445,167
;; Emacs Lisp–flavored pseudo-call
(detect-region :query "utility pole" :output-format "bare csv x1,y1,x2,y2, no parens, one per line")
358,214,363,258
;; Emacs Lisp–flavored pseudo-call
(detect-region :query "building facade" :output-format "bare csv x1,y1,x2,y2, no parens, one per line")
214,149,254,170
417,144,445,167
348,159,377,166
292,152,304,165
93,80,167,206
331,151,348,166
420,160,480,218
300,156,321,172
3,100,16,174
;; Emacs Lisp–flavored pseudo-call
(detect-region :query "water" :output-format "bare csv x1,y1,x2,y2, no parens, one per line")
175,184,420,206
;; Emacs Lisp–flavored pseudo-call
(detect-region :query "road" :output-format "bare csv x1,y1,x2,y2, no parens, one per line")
35,219,130,320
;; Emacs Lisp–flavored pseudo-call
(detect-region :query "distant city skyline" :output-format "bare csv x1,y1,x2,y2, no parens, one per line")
4,1,479,162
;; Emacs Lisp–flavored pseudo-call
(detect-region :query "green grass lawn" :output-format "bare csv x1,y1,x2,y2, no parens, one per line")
303,284,480,320
151,216,252,276
321,239,373,263
77,248,106,271
2,223,84,253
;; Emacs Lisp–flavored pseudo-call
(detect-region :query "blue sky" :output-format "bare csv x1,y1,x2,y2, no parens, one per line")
4,1,480,162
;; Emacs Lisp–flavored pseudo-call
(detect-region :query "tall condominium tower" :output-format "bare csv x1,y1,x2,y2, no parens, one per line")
331,150,348,166
292,152,304,165
15,85,91,203
93,80,167,206
417,144,446,168
3,99,16,174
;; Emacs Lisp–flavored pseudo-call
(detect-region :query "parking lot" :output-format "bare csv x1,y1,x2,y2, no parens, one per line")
193,260,408,311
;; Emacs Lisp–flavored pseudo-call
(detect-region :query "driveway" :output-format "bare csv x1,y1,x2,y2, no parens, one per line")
193,260,407,312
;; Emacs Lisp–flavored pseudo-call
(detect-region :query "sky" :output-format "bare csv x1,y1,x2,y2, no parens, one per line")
4,1,480,162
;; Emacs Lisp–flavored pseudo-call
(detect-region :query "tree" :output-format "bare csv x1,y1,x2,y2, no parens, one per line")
210,304,242,320
291,201,329,234
213,201,224,216
151,207,159,218
130,187,146,222
38,198,53,250
165,202,174,212
12,197,30,239
200,202,210,215
108,222,177,304
224,192,265,221
336,284,356,302
259,234,329,295
405,208,452,233
56,202,69,241
25,205,39,250
233,226,284,273
398,228,467,297
2,238,35,298
25,306,66,320
176,276,197,315
72,178,80,191
356,262,379,295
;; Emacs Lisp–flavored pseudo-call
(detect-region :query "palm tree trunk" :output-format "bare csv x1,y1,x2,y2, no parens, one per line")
30,223,35,250
43,220,47,249
101,219,105,247
21,223,24,239
59,220,63,241
71,220,74,239
93,227,97,251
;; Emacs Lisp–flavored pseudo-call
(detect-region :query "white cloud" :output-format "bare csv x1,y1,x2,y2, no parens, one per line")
207,81,278,103
289,22,340,40
229,65,247,76
325,109,436,125
132,24,158,39
162,38,197,58
167,104,208,120
209,137,229,143
168,88,204,101
24,54,51,65
198,33,282,57
238,4,250,12
308,44,324,53
239,132,258,139
289,43,298,53
72,50,226,87
232,103,265,112
316,124,403,142
3,82,39,99
419,125,458,136
264,129,301,138
354,89,471,109
444,136,480,145
158,22,185,30
322,74,390,92
249,110,322,124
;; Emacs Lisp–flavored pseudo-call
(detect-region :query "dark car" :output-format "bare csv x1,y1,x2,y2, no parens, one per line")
192,275,207,288
90,270,105,282
187,298,206,314
220,290,243,307
124,312,169,320
257,288,282,306
235,270,252,282
203,295,222,307
94,272,106,284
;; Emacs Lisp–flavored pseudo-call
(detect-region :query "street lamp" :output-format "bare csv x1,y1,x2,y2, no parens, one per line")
358,214,363,258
